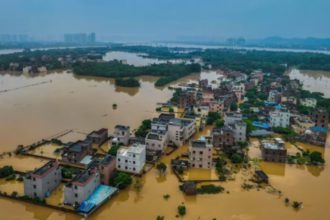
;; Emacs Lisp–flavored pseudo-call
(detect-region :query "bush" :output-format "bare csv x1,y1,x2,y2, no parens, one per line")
111,172,132,189
230,153,243,164
135,119,151,137
310,151,325,164
177,204,186,216
197,184,224,194
0,166,14,178
115,78,140,87
108,144,121,156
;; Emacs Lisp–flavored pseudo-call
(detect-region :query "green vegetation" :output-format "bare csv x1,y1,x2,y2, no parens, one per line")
197,184,224,194
177,204,186,217
156,162,167,175
163,194,170,200
134,178,143,193
215,157,229,181
156,216,165,220
206,112,221,125
170,88,183,104
73,61,201,86
230,153,244,164
288,150,325,165
62,167,75,179
0,166,14,178
111,172,133,189
115,78,140,87
108,143,122,156
215,119,224,128
272,127,297,141
292,201,303,210
135,119,151,138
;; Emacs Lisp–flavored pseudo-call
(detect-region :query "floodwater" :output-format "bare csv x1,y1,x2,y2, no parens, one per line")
0,61,330,219
289,69,330,98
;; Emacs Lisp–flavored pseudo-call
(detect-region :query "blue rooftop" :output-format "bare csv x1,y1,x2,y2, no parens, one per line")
253,121,271,129
264,101,277,106
310,126,328,134
78,185,118,214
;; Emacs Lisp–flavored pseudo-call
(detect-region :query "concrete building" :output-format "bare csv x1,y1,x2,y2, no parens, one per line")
189,137,213,169
261,139,287,163
168,118,196,147
98,155,116,185
312,109,329,128
212,126,235,150
145,130,168,152
116,143,146,174
87,128,108,145
224,112,243,126
270,109,291,128
113,125,130,146
231,121,247,142
62,139,93,164
179,91,196,108
64,168,100,205
300,98,317,108
24,161,61,199
268,90,281,103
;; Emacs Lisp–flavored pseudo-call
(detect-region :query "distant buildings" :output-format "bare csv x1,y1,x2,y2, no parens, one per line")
24,161,61,199
261,138,287,163
212,126,235,150
116,143,146,174
300,98,317,108
64,33,96,44
270,109,291,128
312,109,329,129
189,137,213,169
64,168,100,205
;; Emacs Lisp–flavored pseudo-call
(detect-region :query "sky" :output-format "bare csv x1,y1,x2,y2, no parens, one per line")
0,0,329,42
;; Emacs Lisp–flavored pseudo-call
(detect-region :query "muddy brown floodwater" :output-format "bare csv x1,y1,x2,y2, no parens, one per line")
0,67,330,220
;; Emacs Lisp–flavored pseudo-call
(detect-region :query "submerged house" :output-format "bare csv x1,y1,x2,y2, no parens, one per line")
62,139,93,165
24,161,62,199
87,128,108,145
64,168,100,205
261,139,287,163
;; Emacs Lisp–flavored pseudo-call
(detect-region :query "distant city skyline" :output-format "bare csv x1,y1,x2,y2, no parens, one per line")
0,0,329,42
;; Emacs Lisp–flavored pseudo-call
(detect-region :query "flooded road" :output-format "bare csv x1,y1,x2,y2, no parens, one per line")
0,66,330,219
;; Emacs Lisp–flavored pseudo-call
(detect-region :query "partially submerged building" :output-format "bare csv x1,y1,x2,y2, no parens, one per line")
24,161,61,199
64,168,100,205
62,139,93,164
189,137,213,169
116,143,146,174
261,139,287,163
113,125,130,146
87,128,108,145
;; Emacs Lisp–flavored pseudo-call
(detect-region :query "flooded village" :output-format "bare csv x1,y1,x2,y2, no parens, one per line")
0,48,330,220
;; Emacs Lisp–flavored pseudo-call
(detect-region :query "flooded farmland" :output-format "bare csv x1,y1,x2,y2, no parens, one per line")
0,58,330,219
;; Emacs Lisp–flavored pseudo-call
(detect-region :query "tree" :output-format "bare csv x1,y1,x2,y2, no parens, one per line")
310,151,325,164
135,119,152,137
292,201,302,210
108,144,121,156
156,216,164,220
112,172,132,189
177,204,186,216
156,162,167,175
206,112,221,125
215,119,224,128
230,103,238,111
0,166,14,178
230,153,243,164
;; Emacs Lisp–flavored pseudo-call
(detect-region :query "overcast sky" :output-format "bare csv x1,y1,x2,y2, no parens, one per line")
0,0,329,42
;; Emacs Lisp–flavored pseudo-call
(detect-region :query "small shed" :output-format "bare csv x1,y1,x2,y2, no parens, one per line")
254,170,269,184
180,181,197,195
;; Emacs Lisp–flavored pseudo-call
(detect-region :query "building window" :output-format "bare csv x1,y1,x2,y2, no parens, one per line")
75,193,78,198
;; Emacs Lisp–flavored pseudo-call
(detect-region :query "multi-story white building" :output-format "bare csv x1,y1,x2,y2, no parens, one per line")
112,125,130,146
231,121,247,142
64,168,100,205
168,118,196,147
300,98,317,108
145,130,168,152
116,143,146,174
189,137,213,169
24,161,62,199
270,109,291,128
